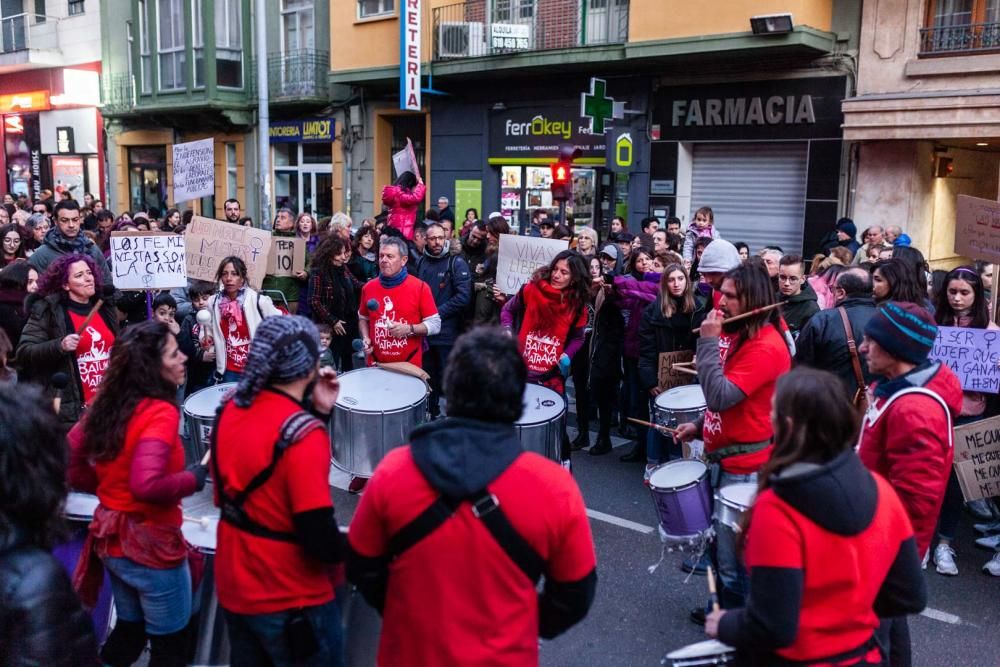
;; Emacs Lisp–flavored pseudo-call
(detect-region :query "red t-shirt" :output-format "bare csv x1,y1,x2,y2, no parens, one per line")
358,275,438,367
221,309,251,372
703,325,790,474
67,310,115,405
213,390,336,615
349,447,596,667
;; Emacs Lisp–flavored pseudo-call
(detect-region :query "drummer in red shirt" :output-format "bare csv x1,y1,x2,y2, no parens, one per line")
676,259,792,615
358,236,440,367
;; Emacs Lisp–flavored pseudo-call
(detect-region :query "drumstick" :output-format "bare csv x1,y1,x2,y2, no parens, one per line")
182,514,212,528
77,299,106,333
200,450,211,466
627,417,679,434
706,565,721,613
692,302,785,333
672,366,698,376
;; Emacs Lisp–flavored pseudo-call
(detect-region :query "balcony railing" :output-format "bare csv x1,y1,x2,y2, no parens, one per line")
432,0,628,61
0,12,60,54
250,49,329,101
101,73,137,116
919,22,1000,56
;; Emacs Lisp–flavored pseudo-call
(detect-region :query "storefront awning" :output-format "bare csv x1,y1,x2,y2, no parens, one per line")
842,90,1000,141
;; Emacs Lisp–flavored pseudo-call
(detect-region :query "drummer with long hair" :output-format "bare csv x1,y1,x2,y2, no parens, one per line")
705,368,926,666
67,321,208,667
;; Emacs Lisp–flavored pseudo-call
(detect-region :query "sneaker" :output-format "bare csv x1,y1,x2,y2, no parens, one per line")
974,519,1000,535
643,464,657,485
983,552,1000,577
689,606,707,626
921,550,929,570
933,543,958,576
966,499,996,521
975,533,1000,550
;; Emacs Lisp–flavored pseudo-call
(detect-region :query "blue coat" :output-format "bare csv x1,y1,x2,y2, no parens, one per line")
415,250,471,346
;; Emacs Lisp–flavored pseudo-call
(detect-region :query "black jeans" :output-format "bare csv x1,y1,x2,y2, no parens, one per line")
875,616,911,667
423,344,452,417
570,334,593,430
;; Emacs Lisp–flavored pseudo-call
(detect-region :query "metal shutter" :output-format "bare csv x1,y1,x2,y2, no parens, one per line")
690,143,808,254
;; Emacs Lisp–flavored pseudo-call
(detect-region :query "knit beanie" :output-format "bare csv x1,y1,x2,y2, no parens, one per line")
864,301,937,365
836,218,857,239
234,315,321,408
697,239,741,274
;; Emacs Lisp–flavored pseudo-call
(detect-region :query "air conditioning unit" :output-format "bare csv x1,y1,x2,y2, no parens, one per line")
438,21,486,58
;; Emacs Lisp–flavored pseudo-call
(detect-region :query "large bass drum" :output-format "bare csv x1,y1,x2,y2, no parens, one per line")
332,367,428,477
514,383,566,461
182,383,237,466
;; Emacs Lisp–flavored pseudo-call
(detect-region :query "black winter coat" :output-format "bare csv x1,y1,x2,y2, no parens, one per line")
588,287,625,386
637,294,708,391
795,295,877,395
0,527,98,666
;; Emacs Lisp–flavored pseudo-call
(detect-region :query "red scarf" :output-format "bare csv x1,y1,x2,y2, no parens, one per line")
517,279,581,376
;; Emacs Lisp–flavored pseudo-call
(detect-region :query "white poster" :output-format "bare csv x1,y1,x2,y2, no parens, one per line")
172,138,215,203
110,232,187,290
495,234,569,295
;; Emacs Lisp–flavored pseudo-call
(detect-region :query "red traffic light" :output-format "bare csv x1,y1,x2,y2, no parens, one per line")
551,162,570,184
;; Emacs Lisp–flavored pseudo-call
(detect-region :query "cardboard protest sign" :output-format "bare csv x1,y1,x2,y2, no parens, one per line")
109,232,187,290
266,237,306,277
657,350,695,392
954,194,1000,262
392,138,420,180
185,215,271,289
172,138,215,203
930,326,1000,394
495,234,569,295
953,415,1000,501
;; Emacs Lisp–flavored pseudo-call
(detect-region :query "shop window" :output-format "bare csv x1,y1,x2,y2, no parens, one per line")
68,0,84,15
156,0,185,91
215,0,242,88
282,0,314,52
302,143,329,164
921,0,1000,54
34,0,45,22
358,0,392,19
226,143,238,200
138,0,151,94
128,146,167,216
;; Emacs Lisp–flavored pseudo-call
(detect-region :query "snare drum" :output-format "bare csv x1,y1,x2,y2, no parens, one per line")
665,639,736,666
647,459,712,539
653,385,706,429
181,502,229,667
332,367,428,477
183,383,237,466
714,483,757,533
514,384,566,461
53,492,114,643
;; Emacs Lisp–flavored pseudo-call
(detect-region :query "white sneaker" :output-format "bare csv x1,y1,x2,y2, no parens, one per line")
921,550,929,570
983,552,1000,577
974,519,1000,535
975,533,1000,550
933,543,958,576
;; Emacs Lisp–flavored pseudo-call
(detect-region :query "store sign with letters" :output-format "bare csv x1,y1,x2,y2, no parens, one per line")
489,106,606,164
269,119,335,144
400,0,421,111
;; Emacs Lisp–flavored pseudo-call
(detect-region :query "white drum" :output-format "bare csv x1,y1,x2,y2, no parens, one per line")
654,384,706,429
183,383,237,466
332,368,428,477
714,483,758,533
515,384,566,461
181,498,228,667
665,639,736,666
64,492,99,521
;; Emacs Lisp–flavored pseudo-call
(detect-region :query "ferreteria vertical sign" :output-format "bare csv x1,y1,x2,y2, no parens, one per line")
400,0,421,111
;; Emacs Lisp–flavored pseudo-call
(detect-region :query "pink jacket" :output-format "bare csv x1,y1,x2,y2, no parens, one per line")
808,274,836,310
381,182,426,240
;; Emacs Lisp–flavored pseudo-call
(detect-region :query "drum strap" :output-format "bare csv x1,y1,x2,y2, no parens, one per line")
387,489,545,585
210,406,326,543
704,440,771,464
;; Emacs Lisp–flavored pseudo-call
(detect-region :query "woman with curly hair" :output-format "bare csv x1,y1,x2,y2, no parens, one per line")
349,225,379,283
16,253,118,426
0,383,98,664
311,235,363,371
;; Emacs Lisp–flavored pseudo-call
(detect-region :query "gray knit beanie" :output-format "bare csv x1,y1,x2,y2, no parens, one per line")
234,315,320,408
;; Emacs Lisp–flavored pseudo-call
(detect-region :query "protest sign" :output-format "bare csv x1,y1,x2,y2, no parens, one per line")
109,232,187,290
185,215,271,288
930,326,1000,393
266,237,306,277
495,234,569,295
392,138,420,179
657,350,695,392
172,138,215,203
954,194,1000,262
953,415,1000,501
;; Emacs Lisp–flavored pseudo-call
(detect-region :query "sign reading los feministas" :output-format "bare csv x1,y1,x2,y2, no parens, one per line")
930,326,1000,393
110,232,186,290
185,215,271,289
172,138,215,203
399,0,421,111
496,234,569,295
954,195,1000,262
953,415,1000,501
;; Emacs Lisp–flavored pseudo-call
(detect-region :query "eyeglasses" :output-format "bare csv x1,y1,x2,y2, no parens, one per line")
778,274,801,283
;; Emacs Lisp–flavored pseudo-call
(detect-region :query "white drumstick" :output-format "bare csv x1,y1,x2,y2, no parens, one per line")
182,514,211,528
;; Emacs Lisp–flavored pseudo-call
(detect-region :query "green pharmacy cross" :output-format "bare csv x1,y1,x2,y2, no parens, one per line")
581,78,617,135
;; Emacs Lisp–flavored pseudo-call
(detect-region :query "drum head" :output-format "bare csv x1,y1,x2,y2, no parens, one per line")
182,515,219,552
183,383,237,419
64,492,99,521
336,367,428,413
719,483,757,509
649,459,707,490
517,384,566,425
666,639,735,660
656,385,706,411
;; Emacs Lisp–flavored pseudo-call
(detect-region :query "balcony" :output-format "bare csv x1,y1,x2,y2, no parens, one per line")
101,73,136,116
432,0,628,61
250,49,329,103
0,12,65,72
919,22,1000,56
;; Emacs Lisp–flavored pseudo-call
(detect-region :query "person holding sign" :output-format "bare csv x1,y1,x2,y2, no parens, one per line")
262,208,308,313
381,171,425,241
930,267,1000,577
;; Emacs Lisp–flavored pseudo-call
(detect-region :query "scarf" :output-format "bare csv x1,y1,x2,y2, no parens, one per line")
45,227,92,254
379,266,408,289
219,289,246,327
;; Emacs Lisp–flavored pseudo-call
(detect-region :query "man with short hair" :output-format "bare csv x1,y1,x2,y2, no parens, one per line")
28,199,112,281
652,229,668,253
776,254,819,337
539,219,556,239
885,225,903,244
224,198,242,223
758,248,782,279
412,222,428,256
436,196,455,224
92,200,104,214
853,225,892,264
665,217,682,235
795,267,877,395
461,220,489,278
262,207,306,312
347,327,597,667
32,200,51,220
641,216,659,234
612,231,634,263
529,208,549,237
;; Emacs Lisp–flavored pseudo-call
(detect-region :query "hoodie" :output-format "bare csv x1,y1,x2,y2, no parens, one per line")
718,451,926,664
779,281,820,337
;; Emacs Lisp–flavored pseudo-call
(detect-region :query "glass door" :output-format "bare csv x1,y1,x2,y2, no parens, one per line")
500,165,523,230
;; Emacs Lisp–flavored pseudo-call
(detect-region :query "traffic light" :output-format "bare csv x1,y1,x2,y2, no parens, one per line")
551,162,571,201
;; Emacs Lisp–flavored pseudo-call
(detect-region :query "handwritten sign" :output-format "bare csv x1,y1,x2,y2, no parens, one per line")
185,215,271,289
657,350,695,392
266,237,306,277
954,194,1000,262
496,234,569,295
109,232,186,290
930,326,1000,394
172,138,215,203
953,415,1000,501
392,138,419,179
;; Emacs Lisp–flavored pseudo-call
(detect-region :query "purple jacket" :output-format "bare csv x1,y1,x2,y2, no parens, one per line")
614,272,660,360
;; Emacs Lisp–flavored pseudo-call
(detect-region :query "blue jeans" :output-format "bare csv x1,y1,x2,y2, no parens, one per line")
224,600,344,667
712,468,757,608
103,556,192,635
646,399,682,464
220,369,242,384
